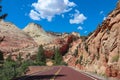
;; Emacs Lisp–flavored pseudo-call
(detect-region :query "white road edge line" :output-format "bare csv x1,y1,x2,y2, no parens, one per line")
69,66,99,80
80,72,98,80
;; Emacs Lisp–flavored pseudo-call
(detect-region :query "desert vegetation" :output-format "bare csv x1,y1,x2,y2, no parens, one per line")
0,44,67,80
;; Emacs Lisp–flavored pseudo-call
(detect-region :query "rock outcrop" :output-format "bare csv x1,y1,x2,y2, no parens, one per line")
23,23,57,45
0,20,37,58
64,1,120,78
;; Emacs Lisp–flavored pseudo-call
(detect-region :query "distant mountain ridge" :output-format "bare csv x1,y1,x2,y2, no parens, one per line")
0,20,37,54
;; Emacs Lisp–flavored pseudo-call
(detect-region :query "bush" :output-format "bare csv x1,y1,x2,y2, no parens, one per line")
76,55,83,65
80,36,87,41
74,49,78,57
0,55,35,80
84,42,88,52
112,54,119,62
1,61,17,80
88,32,93,36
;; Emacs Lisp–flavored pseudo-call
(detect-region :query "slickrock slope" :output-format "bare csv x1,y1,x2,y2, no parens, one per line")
0,20,37,57
23,23,57,45
64,1,120,78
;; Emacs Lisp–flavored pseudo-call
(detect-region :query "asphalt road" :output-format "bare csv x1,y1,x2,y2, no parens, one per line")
14,66,100,80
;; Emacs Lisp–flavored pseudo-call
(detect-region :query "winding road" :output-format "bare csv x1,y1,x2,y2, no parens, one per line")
14,66,100,80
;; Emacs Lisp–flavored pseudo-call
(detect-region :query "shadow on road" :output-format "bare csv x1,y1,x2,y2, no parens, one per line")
13,74,65,80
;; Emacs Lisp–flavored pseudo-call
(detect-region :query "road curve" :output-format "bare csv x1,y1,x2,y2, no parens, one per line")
13,66,100,80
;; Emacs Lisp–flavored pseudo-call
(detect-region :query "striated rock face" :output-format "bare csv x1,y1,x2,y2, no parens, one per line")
64,1,120,78
0,20,37,58
23,23,57,45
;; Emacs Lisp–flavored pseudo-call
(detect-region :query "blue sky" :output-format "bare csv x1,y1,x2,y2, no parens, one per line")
1,0,118,35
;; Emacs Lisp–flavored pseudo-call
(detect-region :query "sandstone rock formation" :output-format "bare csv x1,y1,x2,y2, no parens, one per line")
0,20,37,58
23,23,57,45
64,1,120,78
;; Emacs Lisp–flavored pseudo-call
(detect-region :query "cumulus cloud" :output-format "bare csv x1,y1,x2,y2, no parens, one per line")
29,0,76,21
29,10,40,20
69,10,87,24
77,26,83,30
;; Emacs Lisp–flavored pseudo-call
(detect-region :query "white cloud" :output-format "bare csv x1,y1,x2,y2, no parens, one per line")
62,14,65,18
103,16,106,20
29,0,76,21
100,11,104,14
77,26,83,30
29,10,40,20
69,10,87,24
84,31,87,33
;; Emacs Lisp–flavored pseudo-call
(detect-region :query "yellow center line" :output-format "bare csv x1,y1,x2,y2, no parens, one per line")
50,67,62,80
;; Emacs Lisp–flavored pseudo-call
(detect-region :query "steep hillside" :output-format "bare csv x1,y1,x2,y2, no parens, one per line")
64,1,120,78
0,20,37,57
23,23,57,45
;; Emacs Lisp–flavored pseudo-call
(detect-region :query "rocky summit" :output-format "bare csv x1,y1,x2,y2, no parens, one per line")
23,23,57,45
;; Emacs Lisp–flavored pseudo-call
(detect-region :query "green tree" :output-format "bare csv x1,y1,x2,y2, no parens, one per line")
0,0,7,19
16,53,23,65
0,50,3,61
1,60,17,80
54,48,63,65
35,45,46,65
6,53,13,62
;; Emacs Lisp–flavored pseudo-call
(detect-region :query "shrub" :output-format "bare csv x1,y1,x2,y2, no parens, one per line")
75,55,83,65
0,58,34,80
84,42,88,52
1,61,17,80
80,36,87,41
88,32,93,36
112,54,119,62
74,49,78,57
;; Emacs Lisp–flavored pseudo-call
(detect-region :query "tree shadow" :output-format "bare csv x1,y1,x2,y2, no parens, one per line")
13,74,65,80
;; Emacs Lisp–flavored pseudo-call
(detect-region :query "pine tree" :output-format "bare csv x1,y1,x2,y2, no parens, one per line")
54,48,63,65
36,45,46,65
